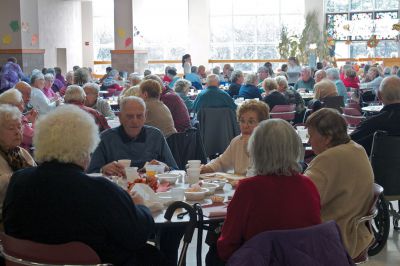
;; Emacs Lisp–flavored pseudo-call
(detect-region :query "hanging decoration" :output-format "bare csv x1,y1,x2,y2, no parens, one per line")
345,39,352,45
117,28,126,39
125,37,132,47
392,23,400,31
21,22,29,32
31,34,38,46
367,35,379,48
2,35,12,45
9,20,20,32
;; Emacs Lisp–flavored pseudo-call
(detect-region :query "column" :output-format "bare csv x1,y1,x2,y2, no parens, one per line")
111,0,147,74
188,0,210,67
81,1,94,69
0,0,44,73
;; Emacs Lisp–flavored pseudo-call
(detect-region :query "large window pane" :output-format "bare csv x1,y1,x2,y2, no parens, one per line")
233,16,256,43
210,17,233,43
375,11,398,39
257,45,279,59
375,0,399,9
233,0,258,15
257,16,279,43
375,41,399,57
350,12,373,40
281,0,305,13
350,42,370,58
351,0,373,11
210,46,232,60
233,45,256,59
326,14,349,41
210,0,232,16
326,0,350,13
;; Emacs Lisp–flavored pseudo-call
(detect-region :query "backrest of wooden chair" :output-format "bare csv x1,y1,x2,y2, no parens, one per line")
0,233,104,266
270,104,296,121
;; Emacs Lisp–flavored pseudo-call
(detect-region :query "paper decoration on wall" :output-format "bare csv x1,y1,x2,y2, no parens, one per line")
21,22,29,32
2,35,12,45
31,34,38,46
9,20,20,32
393,23,400,32
367,35,379,48
117,28,126,38
125,37,132,47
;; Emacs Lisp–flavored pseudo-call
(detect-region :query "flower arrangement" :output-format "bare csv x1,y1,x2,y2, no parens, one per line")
367,35,380,48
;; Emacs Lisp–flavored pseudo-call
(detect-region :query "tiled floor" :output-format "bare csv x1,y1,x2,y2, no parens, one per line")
183,202,400,265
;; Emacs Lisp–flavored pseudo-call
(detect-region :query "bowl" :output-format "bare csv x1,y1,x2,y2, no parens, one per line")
184,188,209,201
210,195,225,204
156,173,179,185
205,179,227,190
201,182,219,195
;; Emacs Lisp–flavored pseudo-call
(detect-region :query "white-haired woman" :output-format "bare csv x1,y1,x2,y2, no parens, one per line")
83,82,114,118
217,119,321,261
43,73,57,99
2,105,166,265
0,89,38,150
238,73,262,100
173,79,194,111
30,72,60,115
0,105,35,216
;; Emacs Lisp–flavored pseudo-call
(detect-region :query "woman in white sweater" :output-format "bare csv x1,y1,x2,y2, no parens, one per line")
200,100,269,175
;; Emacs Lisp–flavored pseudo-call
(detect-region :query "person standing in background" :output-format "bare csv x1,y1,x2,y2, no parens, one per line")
182,54,192,76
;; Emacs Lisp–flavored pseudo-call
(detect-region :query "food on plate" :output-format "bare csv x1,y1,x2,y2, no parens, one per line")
186,184,202,192
127,176,158,192
210,195,225,204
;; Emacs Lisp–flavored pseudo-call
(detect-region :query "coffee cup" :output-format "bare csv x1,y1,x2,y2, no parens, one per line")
118,159,131,168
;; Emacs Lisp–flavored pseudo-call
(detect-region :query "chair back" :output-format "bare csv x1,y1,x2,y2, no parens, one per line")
341,107,365,128
0,233,106,266
321,96,344,113
197,108,240,157
166,128,207,170
270,104,296,121
105,88,116,98
346,100,361,112
227,221,354,266
370,131,400,198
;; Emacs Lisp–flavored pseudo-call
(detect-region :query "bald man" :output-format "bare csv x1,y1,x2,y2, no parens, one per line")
351,76,400,155
14,81,32,112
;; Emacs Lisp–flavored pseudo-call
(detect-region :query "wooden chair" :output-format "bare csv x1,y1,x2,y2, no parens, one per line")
270,104,296,122
341,107,365,128
0,233,109,266
321,96,344,113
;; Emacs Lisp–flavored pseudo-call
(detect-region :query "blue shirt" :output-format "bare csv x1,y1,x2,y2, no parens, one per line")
294,78,316,92
193,86,237,113
88,125,178,173
334,79,348,104
238,84,262,100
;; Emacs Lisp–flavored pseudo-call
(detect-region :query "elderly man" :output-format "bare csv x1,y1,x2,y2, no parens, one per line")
314,69,327,83
257,66,270,86
326,68,348,104
83,82,114,118
193,74,237,113
88,96,177,175
294,66,315,92
64,85,110,132
239,73,262,100
351,76,400,155
126,72,142,89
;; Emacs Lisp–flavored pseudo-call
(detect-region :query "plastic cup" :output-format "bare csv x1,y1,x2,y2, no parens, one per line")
125,167,139,182
187,160,201,169
186,168,201,184
118,159,131,168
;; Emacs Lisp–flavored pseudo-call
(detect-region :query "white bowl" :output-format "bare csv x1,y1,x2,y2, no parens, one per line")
201,182,219,195
156,173,179,185
184,188,209,201
205,179,227,190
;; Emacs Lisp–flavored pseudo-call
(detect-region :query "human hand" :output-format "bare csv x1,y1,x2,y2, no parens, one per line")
130,191,144,205
27,109,38,123
101,161,125,177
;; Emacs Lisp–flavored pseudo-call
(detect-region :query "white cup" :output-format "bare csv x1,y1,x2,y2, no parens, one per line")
187,160,201,169
186,168,201,184
171,188,185,201
125,167,139,182
118,159,131,168
145,164,165,174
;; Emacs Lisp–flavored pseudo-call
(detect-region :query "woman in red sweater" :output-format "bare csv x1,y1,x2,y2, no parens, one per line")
217,119,322,262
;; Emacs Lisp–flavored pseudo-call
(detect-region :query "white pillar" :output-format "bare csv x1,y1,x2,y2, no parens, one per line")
81,1,94,69
188,0,210,67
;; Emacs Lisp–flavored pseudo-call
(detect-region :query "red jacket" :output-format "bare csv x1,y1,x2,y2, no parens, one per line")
217,174,321,261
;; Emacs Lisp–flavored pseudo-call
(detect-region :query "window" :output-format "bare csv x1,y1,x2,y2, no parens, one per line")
93,0,114,74
325,0,399,58
209,0,304,72
133,0,189,73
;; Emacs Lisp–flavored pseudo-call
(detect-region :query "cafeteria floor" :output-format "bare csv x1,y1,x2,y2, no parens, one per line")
182,201,400,265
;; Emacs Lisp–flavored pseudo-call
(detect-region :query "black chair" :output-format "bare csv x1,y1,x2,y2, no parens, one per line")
368,131,400,256
167,128,207,170
197,108,240,158
321,96,344,113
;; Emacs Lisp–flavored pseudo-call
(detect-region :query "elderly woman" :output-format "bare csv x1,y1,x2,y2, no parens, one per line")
262,78,286,110
304,108,374,259
83,82,114,118
326,68,348,104
2,105,162,265
360,66,383,95
139,80,177,137
65,85,110,132
30,72,60,115
314,79,338,100
217,119,321,261
43,73,57,99
228,70,243,98
126,72,142,89
201,100,269,175
0,105,35,215
0,89,38,150
173,79,194,112
275,76,306,123
238,73,262,100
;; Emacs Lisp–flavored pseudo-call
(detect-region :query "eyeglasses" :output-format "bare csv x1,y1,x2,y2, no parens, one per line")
239,119,258,126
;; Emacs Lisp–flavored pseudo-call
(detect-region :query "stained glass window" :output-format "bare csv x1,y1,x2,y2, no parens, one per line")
375,11,398,39
327,14,349,40
350,12,374,40
326,0,350,13
351,0,373,11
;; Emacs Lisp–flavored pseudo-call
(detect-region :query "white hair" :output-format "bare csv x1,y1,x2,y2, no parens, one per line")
245,73,258,85
120,96,146,112
64,85,86,103
275,76,288,89
206,74,220,84
248,119,303,176
33,105,99,165
173,79,192,93
0,104,21,126
83,82,100,95
0,89,23,106
326,68,340,80
44,73,54,82
30,72,44,85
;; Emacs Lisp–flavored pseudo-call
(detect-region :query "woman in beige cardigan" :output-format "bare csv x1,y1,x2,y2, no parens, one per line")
304,108,374,259
200,100,269,175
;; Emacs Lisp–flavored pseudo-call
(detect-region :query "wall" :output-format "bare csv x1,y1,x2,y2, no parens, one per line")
81,1,94,69
0,0,22,49
38,0,83,71
188,0,210,67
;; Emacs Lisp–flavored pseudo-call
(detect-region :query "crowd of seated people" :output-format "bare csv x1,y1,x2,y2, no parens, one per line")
1,55,400,265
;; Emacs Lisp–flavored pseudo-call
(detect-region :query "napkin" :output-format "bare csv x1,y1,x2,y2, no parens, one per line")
202,203,228,218
131,183,163,212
